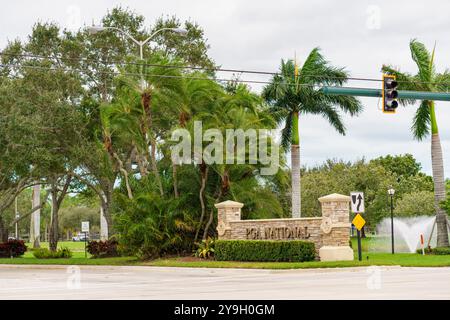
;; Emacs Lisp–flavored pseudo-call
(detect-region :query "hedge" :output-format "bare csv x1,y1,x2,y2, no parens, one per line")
417,247,450,255
215,240,315,262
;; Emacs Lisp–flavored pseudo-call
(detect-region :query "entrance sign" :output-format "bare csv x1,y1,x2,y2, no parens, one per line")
215,194,355,262
350,192,364,213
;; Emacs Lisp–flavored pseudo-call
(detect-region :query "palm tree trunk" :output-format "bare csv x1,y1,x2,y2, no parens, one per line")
172,163,179,198
431,133,449,247
112,152,133,199
195,163,208,243
291,112,301,218
151,140,164,196
141,92,164,196
49,184,59,252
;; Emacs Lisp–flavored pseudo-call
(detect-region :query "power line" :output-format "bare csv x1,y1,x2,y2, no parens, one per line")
0,63,328,88
0,51,383,83
2,51,450,89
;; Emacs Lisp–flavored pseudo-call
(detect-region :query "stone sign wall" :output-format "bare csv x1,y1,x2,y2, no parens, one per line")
215,193,354,261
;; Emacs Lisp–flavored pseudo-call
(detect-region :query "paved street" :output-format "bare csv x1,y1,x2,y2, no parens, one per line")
0,265,449,299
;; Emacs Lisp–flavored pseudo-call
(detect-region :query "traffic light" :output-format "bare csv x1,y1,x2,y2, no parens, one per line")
382,74,398,113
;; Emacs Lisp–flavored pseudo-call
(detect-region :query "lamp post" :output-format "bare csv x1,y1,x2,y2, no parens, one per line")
86,25,188,60
14,197,19,239
388,188,395,254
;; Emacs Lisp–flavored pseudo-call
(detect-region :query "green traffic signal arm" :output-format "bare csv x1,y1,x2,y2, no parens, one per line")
320,86,450,102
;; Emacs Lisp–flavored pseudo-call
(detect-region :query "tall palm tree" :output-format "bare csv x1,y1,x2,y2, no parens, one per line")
117,54,184,196
263,49,362,218
382,39,450,247
168,73,223,199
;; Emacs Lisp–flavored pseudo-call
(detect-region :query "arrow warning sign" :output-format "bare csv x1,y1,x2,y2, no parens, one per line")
350,192,364,213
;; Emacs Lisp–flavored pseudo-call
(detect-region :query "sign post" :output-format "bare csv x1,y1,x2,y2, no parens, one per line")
350,192,365,261
81,221,89,258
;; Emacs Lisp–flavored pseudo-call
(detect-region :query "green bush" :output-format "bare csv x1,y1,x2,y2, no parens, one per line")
215,240,315,262
418,246,450,255
432,247,450,255
194,238,215,259
33,247,73,259
114,191,195,259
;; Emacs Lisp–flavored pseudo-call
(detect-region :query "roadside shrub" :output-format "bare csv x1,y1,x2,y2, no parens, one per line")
114,192,195,259
418,246,450,255
431,247,450,255
87,239,119,258
33,247,73,259
0,240,27,258
215,240,315,262
194,238,215,259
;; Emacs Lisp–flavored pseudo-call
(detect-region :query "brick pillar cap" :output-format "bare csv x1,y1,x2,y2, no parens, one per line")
318,193,351,203
214,200,244,209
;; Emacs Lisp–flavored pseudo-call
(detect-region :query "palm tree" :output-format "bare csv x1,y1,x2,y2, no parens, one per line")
116,54,184,196
169,73,223,199
263,49,362,218
382,39,450,247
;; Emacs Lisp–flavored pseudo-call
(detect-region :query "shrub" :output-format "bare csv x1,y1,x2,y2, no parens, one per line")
33,247,73,259
0,240,27,258
418,246,450,255
194,238,215,259
215,240,315,262
114,192,195,259
87,240,119,258
431,247,450,255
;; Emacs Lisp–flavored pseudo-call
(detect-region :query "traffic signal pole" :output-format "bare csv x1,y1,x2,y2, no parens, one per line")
320,86,450,102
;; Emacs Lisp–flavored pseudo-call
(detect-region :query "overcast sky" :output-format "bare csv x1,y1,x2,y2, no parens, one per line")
1,0,450,177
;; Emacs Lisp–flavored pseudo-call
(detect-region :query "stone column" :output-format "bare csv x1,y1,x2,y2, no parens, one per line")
318,193,353,261
215,200,243,239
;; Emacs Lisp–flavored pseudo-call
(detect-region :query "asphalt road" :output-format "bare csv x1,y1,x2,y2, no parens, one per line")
0,265,449,299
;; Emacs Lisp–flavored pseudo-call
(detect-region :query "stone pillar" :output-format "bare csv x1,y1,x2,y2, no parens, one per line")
215,200,243,239
318,193,353,261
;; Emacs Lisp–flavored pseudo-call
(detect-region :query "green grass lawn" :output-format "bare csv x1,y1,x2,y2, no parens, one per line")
147,252,450,269
0,238,449,268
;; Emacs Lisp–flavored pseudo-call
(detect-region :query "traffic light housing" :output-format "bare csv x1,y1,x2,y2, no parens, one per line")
382,74,398,113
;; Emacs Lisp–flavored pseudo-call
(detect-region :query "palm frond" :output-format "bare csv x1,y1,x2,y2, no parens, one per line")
412,100,431,140
410,39,432,83
304,102,346,135
433,70,450,92
280,112,293,150
300,47,348,86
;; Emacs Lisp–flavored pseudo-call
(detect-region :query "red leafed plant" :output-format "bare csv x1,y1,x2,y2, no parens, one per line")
0,239,27,258
86,239,119,258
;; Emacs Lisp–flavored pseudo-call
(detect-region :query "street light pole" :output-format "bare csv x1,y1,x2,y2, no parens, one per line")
388,188,395,254
86,26,188,60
